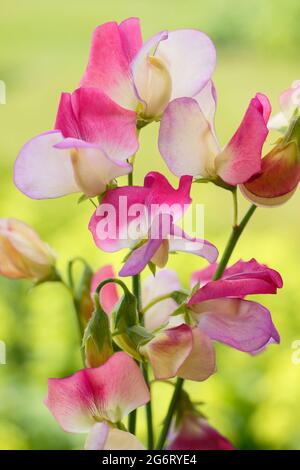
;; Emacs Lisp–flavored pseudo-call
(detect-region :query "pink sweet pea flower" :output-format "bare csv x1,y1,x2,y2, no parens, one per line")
167,414,234,450
81,18,216,122
240,82,300,207
14,87,138,199
91,265,119,315
158,92,271,186
0,218,56,282
141,260,281,380
45,352,149,450
89,172,218,277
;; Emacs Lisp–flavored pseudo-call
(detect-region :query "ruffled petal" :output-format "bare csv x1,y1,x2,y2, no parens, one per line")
141,324,193,379
80,21,139,109
159,97,219,177
216,93,271,185
177,328,216,381
169,226,218,264
191,298,280,353
14,131,80,199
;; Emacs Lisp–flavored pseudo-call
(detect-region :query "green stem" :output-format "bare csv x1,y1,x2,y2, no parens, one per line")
141,293,173,315
142,363,154,449
213,204,257,281
156,203,257,449
156,378,184,450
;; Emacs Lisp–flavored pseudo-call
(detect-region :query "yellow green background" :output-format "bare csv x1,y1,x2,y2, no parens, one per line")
0,0,300,449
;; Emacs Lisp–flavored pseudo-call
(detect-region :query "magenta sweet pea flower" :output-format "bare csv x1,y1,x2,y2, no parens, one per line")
45,352,149,450
188,259,282,353
81,17,216,122
240,81,300,207
167,414,234,450
89,172,218,277
158,92,271,186
14,87,138,199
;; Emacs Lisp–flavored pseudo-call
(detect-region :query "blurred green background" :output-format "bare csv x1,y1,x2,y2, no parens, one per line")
0,0,300,450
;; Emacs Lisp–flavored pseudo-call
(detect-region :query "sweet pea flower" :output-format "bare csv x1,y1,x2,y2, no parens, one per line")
141,259,281,380
81,17,216,123
89,172,218,277
158,92,271,186
0,218,56,282
14,87,138,199
45,352,149,450
167,414,234,450
241,83,300,207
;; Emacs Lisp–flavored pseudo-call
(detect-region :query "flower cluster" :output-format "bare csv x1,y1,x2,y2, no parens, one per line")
1,17,299,450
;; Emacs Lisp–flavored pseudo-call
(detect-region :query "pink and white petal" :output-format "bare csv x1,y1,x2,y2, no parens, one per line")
80,22,138,110
279,81,300,120
141,324,193,379
177,328,216,381
85,352,150,422
56,88,139,161
104,428,145,450
142,269,181,331
91,265,119,315
155,29,216,100
131,30,168,104
190,263,218,288
169,227,218,264
193,80,217,130
14,131,80,199
45,370,97,433
193,298,280,353
85,422,110,450
268,112,289,132
216,94,271,185
119,17,143,63
159,97,219,177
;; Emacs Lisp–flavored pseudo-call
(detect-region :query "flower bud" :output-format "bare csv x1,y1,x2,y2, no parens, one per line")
0,218,56,282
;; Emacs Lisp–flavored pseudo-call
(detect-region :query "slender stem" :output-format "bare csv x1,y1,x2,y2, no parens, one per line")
232,188,238,227
142,363,154,449
156,378,184,450
141,293,173,315
156,203,258,449
213,204,257,281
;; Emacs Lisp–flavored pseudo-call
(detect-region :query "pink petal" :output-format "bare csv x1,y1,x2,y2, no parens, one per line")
155,29,216,100
142,269,180,331
45,352,150,431
177,328,216,381
141,324,193,379
241,142,300,207
118,17,143,63
192,298,280,353
169,226,218,264
89,172,192,253
14,131,79,199
188,259,282,305
168,416,234,450
159,97,219,177
91,265,119,315
80,21,139,109
55,87,139,162
216,94,271,185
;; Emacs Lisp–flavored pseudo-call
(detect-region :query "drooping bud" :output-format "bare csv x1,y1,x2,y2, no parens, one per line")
0,218,56,282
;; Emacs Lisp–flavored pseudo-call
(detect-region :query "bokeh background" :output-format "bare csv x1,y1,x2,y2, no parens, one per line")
1,0,300,450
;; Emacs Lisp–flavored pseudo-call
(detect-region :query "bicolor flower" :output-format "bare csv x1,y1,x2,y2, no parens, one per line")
167,413,234,450
45,352,149,450
81,17,216,123
241,83,300,207
14,87,138,199
158,91,271,186
0,218,56,282
89,172,218,276
141,259,281,380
